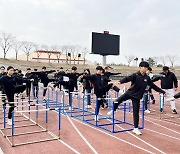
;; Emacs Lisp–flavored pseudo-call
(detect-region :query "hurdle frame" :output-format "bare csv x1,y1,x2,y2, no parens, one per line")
2,107,61,147
0,94,61,147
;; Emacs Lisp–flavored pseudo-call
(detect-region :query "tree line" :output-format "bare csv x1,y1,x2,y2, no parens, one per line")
0,31,89,64
124,54,179,67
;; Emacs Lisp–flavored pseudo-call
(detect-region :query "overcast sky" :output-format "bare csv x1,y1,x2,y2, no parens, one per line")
0,0,180,65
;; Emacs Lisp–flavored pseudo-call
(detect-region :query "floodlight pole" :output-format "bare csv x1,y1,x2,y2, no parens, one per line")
102,55,106,66
102,31,109,66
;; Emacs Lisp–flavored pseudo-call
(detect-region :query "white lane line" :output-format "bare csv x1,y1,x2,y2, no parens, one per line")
145,128,180,141
65,113,98,154
114,124,166,154
22,112,80,154
59,140,80,154
145,115,180,126
145,118,180,135
71,116,154,154
0,148,4,154
95,109,166,154
126,107,180,133
61,107,154,154
54,107,154,153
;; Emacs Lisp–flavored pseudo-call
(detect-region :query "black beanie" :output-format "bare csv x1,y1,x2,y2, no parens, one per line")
139,61,149,68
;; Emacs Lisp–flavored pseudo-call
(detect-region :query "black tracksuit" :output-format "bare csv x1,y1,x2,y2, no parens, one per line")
0,75,30,119
79,75,93,105
0,72,6,91
143,74,164,110
32,70,55,97
83,74,114,115
54,73,81,106
25,73,33,97
31,73,40,98
101,75,111,107
114,71,165,128
152,71,178,89
54,71,65,90
104,72,121,79
0,72,7,107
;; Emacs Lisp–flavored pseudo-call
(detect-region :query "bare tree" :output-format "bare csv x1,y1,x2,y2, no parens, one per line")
61,45,70,64
152,56,159,66
50,45,62,63
47,50,52,63
124,54,135,66
34,44,41,62
159,56,167,66
22,41,34,61
0,32,15,58
12,41,24,60
82,47,89,65
167,55,177,67
51,45,59,51
41,44,49,50
70,45,81,64
41,44,52,63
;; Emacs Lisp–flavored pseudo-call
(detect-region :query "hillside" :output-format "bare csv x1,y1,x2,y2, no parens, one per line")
1,58,180,79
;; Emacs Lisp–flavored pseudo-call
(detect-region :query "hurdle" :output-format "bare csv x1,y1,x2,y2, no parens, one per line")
45,88,83,114
45,87,145,133
145,93,179,124
1,105,61,147
158,94,179,124
82,97,145,133
60,91,145,133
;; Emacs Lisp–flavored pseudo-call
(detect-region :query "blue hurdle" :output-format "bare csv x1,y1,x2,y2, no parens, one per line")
0,95,61,147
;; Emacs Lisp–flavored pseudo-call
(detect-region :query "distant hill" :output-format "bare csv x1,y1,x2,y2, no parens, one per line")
1,58,180,79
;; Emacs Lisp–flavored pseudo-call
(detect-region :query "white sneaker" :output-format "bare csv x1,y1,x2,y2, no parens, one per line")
132,128,142,135
145,109,150,114
166,97,175,102
7,119,12,126
86,105,92,109
94,115,99,122
107,110,113,116
69,107,74,111
65,92,69,96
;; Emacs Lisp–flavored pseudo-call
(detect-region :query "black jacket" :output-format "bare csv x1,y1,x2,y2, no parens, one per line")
63,73,82,87
79,75,92,89
104,72,121,79
54,71,65,80
25,73,33,86
120,71,165,100
102,74,111,86
31,74,39,86
0,72,6,91
83,74,104,95
32,70,55,84
0,75,30,95
152,71,178,89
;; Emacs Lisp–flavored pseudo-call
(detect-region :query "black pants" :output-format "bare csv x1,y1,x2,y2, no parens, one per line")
42,79,55,97
7,93,15,119
26,84,31,97
95,83,113,115
1,90,6,109
149,89,155,100
7,85,26,119
143,93,148,110
85,88,91,105
33,85,39,98
43,82,48,97
114,92,140,128
55,80,75,106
